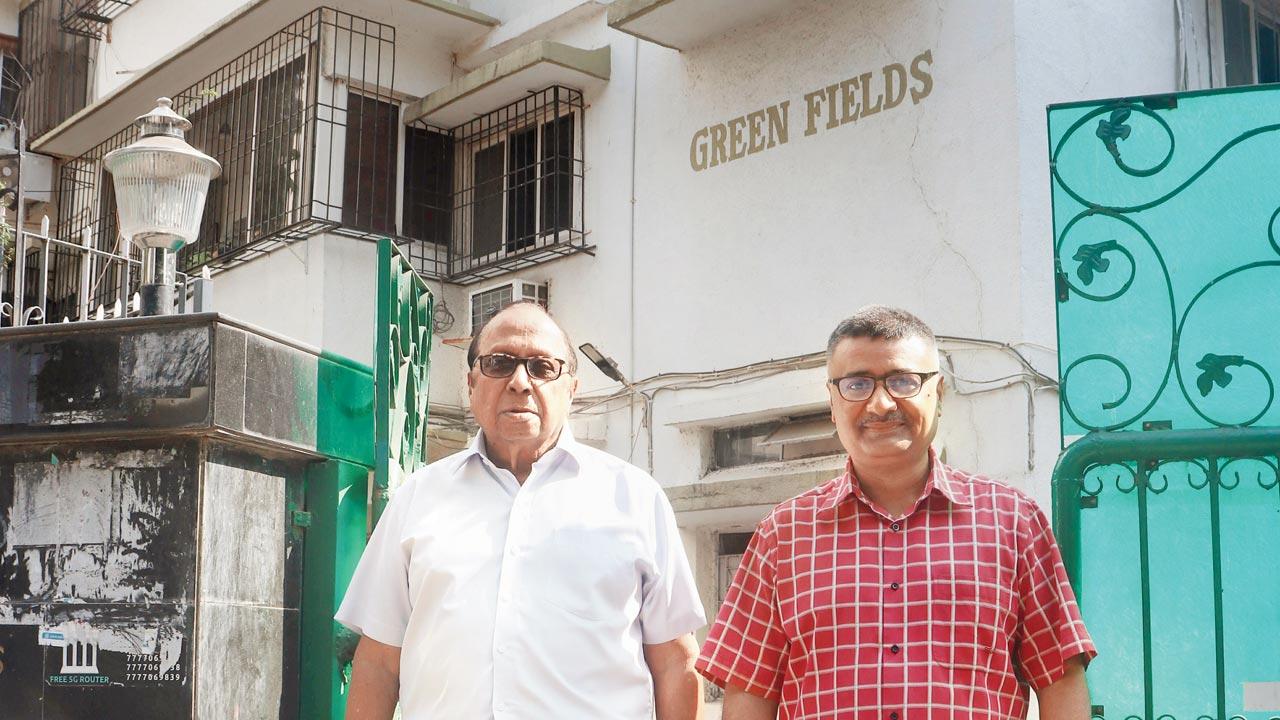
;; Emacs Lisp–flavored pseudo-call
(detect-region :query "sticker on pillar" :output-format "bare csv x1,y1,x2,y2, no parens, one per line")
44,623,108,686
38,622,188,687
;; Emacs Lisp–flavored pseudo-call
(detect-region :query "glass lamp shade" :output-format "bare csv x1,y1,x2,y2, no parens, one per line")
104,137,221,251
103,98,222,252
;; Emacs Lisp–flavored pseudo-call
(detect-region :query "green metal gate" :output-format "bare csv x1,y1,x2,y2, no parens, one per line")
1049,84,1280,720
300,237,433,720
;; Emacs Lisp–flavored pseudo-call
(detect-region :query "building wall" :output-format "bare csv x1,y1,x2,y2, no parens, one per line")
160,0,1194,505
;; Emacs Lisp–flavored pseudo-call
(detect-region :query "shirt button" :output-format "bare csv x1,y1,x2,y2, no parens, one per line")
890,522,901,532
890,713,900,720
890,644,900,654
890,582,900,591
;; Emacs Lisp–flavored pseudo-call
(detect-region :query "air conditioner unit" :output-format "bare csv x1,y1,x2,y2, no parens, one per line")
469,279,549,335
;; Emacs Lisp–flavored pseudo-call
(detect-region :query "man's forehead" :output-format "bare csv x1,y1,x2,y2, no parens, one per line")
477,306,565,353
828,335,939,370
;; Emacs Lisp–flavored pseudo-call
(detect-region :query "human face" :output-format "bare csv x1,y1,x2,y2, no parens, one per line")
827,335,944,469
467,305,578,457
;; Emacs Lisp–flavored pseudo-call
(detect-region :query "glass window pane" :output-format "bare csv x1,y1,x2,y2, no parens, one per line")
1258,20,1280,83
403,126,453,245
1223,0,1256,86
473,143,505,258
506,126,538,252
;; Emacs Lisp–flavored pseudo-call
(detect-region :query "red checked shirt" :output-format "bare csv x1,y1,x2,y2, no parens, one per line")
696,450,1095,719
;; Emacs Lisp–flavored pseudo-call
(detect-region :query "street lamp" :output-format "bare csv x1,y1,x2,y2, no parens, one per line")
578,342,626,384
579,342,655,471
104,97,221,315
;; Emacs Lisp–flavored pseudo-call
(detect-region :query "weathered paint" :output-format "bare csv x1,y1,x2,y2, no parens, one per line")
0,314,380,719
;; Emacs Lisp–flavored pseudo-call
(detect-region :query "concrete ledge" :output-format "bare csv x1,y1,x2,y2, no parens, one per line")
405,40,611,127
607,0,796,51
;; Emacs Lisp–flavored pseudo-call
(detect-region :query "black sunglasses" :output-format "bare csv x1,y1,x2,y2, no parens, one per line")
474,353,569,381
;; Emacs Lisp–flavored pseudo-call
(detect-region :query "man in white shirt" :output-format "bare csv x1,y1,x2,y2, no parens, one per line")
337,301,706,719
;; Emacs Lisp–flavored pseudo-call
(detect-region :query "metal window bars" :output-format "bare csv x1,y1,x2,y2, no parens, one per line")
18,0,98,141
59,0,135,40
56,7,396,277
403,85,591,284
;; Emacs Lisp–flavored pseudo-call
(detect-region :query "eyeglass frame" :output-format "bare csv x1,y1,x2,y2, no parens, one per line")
827,370,941,402
472,352,572,381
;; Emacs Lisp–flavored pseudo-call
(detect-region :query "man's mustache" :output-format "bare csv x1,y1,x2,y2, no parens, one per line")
859,412,905,427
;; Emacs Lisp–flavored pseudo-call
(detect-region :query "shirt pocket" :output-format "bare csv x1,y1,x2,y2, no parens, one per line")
928,564,1002,670
526,523,646,621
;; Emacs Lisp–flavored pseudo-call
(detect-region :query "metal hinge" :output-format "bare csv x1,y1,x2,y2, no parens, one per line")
291,510,313,528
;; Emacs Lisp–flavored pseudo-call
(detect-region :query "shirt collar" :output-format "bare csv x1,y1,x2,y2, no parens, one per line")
835,447,971,519
462,425,586,474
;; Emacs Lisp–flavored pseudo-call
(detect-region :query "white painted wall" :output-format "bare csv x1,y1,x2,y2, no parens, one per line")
188,0,1191,512
0,0,19,36
94,0,249,98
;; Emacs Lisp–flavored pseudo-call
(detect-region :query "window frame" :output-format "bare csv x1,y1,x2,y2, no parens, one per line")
1213,0,1280,85
461,109,582,267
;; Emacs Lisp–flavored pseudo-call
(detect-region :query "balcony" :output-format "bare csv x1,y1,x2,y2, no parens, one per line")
57,8,401,273
30,0,497,158
606,0,795,51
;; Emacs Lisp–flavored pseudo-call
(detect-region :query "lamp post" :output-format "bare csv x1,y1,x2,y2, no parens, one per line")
103,97,220,316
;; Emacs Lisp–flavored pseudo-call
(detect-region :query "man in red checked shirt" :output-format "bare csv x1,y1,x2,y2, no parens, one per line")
696,305,1096,720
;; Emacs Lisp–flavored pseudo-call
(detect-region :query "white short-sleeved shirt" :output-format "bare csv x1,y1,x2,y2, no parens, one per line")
335,429,706,720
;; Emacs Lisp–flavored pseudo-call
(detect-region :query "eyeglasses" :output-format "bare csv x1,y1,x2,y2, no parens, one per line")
474,353,569,381
828,371,940,402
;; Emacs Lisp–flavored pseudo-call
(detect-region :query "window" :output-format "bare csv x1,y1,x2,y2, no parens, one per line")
465,112,577,259
185,56,310,261
403,125,453,246
342,92,399,234
706,531,755,703
711,414,844,469
468,280,549,334
1221,0,1280,84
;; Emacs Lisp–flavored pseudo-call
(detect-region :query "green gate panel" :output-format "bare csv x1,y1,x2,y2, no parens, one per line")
1049,86,1280,720
1050,85,1280,434
374,237,434,523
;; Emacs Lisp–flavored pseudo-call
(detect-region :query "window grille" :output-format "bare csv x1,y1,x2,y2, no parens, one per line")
56,8,396,274
18,0,98,140
59,0,136,40
402,85,590,284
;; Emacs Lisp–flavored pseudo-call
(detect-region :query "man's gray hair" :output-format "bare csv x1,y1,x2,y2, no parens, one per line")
466,300,578,374
826,305,937,356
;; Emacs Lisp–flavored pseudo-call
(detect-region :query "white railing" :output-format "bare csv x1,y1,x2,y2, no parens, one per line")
0,218,212,328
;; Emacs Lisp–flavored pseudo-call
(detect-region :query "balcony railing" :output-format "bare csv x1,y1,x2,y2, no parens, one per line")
0,221,207,327
59,0,136,39
56,7,396,274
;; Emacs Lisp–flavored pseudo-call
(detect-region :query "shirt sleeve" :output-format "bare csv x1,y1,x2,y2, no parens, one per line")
1014,502,1097,689
638,488,708,644
334,480,417,647
695,515,788,701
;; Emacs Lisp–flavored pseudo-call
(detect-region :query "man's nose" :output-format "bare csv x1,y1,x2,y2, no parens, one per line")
506,363,534,391
865,382,896,413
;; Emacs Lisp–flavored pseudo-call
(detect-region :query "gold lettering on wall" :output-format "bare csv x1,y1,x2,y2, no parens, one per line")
690,50,935,172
